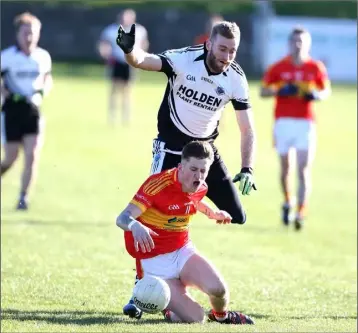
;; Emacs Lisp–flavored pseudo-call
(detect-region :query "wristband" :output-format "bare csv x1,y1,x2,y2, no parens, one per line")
240,167,253,174
128,220,138,231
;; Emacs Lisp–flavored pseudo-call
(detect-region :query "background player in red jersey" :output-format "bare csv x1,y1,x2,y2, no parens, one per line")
260,27,331,230
194,14,223,45
116,141,254,325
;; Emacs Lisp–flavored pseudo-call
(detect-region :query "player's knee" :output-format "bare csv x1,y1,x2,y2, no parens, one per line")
231,210,246,224
208,281,228,299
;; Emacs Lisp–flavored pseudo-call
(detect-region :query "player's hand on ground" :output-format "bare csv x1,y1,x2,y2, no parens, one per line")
214,210,232,224
277,83,299,97
233,168,257,195
116,24,135,54
130,221,158,253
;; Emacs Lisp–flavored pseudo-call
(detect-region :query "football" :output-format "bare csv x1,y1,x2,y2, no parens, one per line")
132,275,171,314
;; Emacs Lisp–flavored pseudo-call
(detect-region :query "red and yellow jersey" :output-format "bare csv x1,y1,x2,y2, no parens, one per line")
262,56,330,120
124,168,208,259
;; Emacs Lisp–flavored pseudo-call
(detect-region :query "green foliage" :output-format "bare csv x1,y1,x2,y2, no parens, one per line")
272,0,357,19
1,65,357,332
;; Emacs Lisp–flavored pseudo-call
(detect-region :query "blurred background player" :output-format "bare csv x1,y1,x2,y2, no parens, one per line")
194,14,224,45
98,9,149,126
260,27,331,230
116,141,254,325
117,21,257,318
1,12,53,210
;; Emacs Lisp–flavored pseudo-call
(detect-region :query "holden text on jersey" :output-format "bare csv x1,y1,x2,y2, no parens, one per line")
177,85,222,111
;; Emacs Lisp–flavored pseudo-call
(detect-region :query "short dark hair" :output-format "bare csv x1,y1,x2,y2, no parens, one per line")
210,21,240,41
181,141,214,162
289,26,309,40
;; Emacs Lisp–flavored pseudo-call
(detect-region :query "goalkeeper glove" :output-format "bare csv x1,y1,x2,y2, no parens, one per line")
277,83,299,97
233,167,257,195
116,24,136,54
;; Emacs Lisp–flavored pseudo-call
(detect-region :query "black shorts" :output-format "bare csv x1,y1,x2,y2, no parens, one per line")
1,99,41,142
110,61,133,81
150,138,246,224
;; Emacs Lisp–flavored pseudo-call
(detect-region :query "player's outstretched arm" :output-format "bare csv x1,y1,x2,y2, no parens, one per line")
116,24,162,72
260,86,277,97
196,201,232,224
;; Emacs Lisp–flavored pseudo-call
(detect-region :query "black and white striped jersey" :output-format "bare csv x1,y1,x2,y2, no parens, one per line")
1,45,52,107
156,44,251,149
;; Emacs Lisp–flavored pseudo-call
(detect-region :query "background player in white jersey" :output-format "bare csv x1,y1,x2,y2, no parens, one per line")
98,9,149,125
116,21,257,318
1,12,53,210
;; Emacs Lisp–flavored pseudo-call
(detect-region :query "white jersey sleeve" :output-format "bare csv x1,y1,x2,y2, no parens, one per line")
229,61,251,110
1,48,13,74
100,25,113,42
158,47,192,76
42,50,52,74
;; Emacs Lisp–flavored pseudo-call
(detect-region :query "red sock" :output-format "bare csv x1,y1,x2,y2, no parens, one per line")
212,310,228,321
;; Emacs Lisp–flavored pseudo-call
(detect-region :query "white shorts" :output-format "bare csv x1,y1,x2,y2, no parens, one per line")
274,118,316,155
140,241,196,280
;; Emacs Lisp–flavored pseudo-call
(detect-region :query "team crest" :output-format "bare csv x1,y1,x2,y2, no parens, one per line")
215,86,225,96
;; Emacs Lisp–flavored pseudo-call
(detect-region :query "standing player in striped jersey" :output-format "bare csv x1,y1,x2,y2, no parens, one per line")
1,12,53,210
116,21,257,318
260,27,331,230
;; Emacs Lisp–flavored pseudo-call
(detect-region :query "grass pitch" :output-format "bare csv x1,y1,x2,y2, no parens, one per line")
1,65,357,332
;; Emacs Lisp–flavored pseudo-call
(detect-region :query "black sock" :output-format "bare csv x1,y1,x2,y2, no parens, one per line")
20,191,27,201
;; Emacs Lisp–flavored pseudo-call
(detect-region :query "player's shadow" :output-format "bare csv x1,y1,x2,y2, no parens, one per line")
1,308,123,326
2,308,169,326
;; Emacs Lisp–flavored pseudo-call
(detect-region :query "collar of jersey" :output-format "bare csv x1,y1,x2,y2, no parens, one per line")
194,45,228,77
286,55,312,67
14,43,33,57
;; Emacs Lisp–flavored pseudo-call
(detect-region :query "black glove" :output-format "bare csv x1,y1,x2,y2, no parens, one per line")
116,24,135,54
303,90,320,101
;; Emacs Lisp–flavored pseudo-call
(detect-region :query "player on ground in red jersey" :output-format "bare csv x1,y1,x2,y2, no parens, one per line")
260,27,331,230
116,141,254,325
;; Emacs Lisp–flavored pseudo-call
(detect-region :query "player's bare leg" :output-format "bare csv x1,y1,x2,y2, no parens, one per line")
121,81,132,126
279,150,294,225
163,278,204,323
18,133,42,210
180,253,254,324
296,149,314,230
1,142,20,176
108,80,121,125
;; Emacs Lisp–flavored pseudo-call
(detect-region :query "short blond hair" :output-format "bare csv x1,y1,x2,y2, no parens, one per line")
210,21,240,41
14,12,41,31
